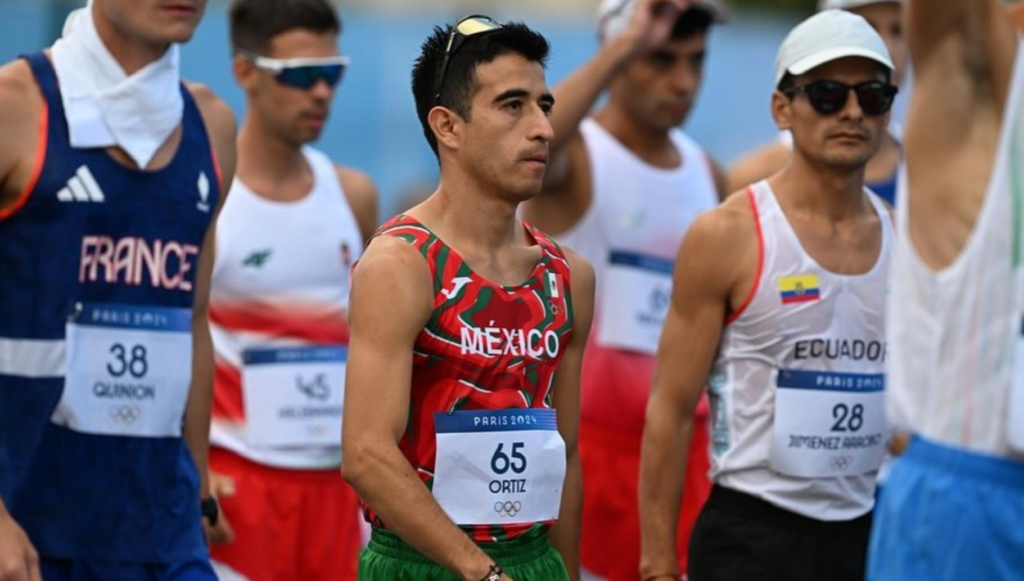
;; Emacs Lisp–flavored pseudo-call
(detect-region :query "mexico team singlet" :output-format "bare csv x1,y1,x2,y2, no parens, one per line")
367,215,574,542
0,53,219,562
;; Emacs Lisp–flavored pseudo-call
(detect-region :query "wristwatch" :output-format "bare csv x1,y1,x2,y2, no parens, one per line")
480,564,503,581
200,496,219,526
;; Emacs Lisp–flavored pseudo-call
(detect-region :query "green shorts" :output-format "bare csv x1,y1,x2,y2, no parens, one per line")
358,528,569,581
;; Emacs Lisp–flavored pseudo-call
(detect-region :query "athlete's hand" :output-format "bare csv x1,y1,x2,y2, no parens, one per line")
618,0,692,58
203,471,236,545
0,511,40,581
888,431,910,456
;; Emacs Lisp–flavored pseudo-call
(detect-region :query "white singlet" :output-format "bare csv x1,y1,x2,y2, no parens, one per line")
560,118,719,357
209,146,363,469
708,180,893,521
887,43,1024,457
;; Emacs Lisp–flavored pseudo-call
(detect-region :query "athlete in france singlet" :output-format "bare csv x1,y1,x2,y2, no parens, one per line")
0,52,219,562
368,215,574,542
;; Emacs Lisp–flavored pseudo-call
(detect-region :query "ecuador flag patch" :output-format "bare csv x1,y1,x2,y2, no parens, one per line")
778,274,821,304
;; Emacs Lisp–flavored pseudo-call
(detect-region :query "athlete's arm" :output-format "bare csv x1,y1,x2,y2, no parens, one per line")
903,0,1017,266
638,197,755,579
337,166,380,243
522,0,692,235
547,250,595,581
0,59,45,581
0,500,39,581
547,0,691,165
184,83,237,519
342,237,510,581
0,60,44,216
706,155,728,201
725,140,790,195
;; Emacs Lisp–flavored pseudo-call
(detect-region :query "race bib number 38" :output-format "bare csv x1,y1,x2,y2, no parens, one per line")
241,346,346,449
431,409,566,526
770,369,887,478
51,303,193,437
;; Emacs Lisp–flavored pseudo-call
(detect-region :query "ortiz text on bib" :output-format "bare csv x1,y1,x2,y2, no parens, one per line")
431,409,566,526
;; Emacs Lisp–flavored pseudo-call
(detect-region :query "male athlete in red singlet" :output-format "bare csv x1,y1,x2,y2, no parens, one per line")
341,16,595,581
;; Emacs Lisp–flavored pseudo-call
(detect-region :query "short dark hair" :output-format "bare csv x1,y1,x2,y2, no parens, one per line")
230,0,341,55
411,20,550,157
671,8,714,40
777,73,797,93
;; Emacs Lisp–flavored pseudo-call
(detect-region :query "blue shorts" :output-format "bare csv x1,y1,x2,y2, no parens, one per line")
867,436,1024,581
41,556,216,581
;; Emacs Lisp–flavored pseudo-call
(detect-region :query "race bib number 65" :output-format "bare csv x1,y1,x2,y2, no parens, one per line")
431,409,566,526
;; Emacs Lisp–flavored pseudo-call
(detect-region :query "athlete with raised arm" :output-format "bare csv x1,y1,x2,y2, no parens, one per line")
867,2,1024,579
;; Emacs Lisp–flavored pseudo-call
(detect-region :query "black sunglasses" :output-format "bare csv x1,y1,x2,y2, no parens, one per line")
238,49,350,90
784,80,899,117
433,15,504,105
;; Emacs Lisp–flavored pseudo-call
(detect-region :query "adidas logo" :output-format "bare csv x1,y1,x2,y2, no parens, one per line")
57,165,105,203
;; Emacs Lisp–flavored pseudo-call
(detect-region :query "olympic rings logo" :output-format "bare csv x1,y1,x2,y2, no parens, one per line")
829,455,852,471
493,501,522,518
109,405,141,425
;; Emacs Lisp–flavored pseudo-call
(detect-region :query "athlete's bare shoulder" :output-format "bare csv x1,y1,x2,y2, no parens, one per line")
336,166,379,242
560,246,595,303
351,234,434,330
726,139,790,194
185,81,236,195
677,187,761,305
0,58,45,209
560,245,596,332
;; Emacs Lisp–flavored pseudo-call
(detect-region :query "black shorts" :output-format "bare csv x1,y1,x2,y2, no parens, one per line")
688,484,873,581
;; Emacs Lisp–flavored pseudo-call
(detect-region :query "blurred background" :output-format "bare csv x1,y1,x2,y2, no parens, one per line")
0,0,869,217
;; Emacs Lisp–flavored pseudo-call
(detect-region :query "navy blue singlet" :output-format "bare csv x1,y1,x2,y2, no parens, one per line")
0,52,219,563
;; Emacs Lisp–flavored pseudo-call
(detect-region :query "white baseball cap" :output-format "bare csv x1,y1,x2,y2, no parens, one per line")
774,9,894,85
817,0,902,11
597,0,729,43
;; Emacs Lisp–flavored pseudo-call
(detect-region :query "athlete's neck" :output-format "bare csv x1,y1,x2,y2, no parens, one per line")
593,104,681,170
769,154,871,223
412,176,524,256
236,120,313,203
91,4,170,75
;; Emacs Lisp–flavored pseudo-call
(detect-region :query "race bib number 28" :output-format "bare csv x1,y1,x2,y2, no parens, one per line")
770,369,887,477
431,409,566,526
51,303,193,437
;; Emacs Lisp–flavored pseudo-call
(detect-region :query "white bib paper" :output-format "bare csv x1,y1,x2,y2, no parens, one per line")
770,369,887,477
432,409,566,526
596,250,673,355
241,346,346,449
52,303,192,437
1008,316,1024,452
